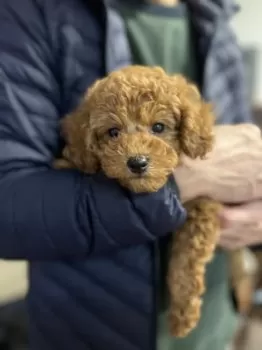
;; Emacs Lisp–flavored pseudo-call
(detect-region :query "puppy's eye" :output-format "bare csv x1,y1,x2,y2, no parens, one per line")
108,127,120,138
152,122,165,134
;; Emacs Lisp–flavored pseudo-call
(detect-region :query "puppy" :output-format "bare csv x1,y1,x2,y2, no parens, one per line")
54,65,220,337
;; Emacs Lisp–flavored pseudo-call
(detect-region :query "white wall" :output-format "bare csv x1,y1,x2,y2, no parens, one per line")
232,0,262,105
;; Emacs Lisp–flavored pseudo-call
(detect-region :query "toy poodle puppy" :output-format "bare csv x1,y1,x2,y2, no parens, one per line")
54,65,221,337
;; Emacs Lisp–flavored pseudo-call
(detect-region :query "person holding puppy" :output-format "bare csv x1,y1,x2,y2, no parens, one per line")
0,0,261,350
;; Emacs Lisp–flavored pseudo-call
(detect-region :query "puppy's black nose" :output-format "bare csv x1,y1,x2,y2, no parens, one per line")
127,156,149,174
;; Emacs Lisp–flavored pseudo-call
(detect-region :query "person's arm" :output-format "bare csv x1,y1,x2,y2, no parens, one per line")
0,0,185,260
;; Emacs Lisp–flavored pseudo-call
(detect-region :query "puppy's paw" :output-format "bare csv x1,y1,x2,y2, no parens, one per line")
168,298,202,337
53,158,74,169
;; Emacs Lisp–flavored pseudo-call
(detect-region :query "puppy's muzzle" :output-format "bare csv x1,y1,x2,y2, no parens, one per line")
127,155,149,174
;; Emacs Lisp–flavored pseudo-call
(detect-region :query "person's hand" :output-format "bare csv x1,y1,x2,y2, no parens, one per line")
174,124,262,203
218,200,262,250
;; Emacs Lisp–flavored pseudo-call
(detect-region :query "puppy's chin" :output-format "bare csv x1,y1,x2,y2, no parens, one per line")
119,175,168,193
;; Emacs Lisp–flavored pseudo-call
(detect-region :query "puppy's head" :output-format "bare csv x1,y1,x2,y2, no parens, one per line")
61,66,214,192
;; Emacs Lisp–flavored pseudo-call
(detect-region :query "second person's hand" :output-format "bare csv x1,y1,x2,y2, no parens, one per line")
174,124,262,204
219,200,262,250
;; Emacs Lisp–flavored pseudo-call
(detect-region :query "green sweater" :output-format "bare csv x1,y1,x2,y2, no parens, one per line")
119,2,198,79
117,3,237,350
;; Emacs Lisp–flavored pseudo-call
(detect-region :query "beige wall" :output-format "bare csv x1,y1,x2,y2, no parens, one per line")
0,261,27,304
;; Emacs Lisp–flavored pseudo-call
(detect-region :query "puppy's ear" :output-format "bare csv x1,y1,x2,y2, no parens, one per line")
173,75,214,159
59,100,99,173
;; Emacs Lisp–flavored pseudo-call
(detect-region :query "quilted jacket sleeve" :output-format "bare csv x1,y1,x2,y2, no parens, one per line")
0,0,186,260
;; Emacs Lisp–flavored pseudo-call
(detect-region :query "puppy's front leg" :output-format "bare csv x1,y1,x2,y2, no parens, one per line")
167,198,221,337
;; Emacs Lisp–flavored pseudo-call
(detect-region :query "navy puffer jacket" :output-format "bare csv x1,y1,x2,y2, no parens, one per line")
0,0,185,349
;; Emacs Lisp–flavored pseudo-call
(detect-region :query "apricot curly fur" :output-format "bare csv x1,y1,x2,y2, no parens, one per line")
54,65,225,337
167,198,222,336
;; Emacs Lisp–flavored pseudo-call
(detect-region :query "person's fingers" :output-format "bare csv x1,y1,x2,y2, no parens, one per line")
219,238,244,250
219,205,262,230
219,211,252,228
219,229,240,250
220,203,262,222
219,230,262,250
219,236,256,250
220,228,261,241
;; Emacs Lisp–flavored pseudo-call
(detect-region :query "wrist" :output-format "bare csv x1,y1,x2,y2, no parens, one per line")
174,163,205,203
